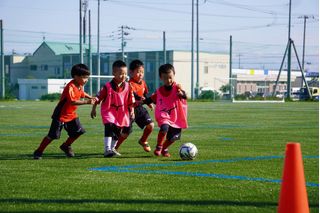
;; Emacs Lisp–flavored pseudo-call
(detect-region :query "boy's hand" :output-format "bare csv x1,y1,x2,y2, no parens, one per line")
147,104,154,111
91,109,96,119
176,84,184,97
130,110,135,121
87,98,96,105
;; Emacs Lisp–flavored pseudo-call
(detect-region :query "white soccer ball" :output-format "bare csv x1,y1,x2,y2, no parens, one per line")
179,143,198,160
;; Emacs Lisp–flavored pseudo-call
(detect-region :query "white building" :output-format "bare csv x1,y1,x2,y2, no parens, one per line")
18,79,71,100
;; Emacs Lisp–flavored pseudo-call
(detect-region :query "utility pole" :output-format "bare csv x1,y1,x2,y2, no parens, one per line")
89,10,92,95
237,53,241,69
82,0,88,44
121,25,125,61
163,31,166,64
0,20,4,99
119,25,134,62
191,0,195,100
196,0,199,98
229,35,232,99
97,0,101,93
79,0,83,63
298,15,314,88
286,0,292,99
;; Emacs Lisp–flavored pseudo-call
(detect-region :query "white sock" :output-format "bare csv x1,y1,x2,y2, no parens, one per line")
104,137,112,152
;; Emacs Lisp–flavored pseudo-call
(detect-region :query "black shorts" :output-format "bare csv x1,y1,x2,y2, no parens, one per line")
104,123,131,140
47,118,85,139
133,105,153,129
160,124,182,142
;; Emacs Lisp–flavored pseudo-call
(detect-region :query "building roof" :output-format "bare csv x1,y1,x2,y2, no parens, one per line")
33,41,92,55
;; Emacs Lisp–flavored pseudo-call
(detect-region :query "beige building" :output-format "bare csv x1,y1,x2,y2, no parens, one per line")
232,69,302,97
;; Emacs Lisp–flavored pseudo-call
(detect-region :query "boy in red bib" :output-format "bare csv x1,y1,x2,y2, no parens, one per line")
114,59,154,152
33,64,95,159
144,64,188,157
91,60,135,157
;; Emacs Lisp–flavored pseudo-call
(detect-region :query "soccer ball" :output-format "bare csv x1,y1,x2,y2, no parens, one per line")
179,143,198,160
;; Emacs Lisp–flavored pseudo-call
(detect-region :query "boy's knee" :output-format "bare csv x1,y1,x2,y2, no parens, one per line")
160,124,169,133
120,133,129,139
147,122,154,130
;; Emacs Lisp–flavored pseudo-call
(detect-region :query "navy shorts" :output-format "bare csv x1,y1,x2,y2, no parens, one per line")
104,123,131,140
160,124,182,142
47,117,85,139
132,105,153,129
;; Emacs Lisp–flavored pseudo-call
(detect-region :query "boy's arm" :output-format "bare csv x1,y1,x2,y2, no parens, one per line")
128,85,135,120
90,85,108,119
71,99,95,105
90,102,98,119
143,93,157,105
176,84,187,99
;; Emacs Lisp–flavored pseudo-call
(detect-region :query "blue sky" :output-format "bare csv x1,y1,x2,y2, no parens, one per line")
0,0,319,71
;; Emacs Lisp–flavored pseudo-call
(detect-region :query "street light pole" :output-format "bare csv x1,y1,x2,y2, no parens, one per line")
97,0,101,93
0,20,4,99
191,0,194,100
196,0,199,98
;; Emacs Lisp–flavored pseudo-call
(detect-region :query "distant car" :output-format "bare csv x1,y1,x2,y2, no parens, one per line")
299,87,319,101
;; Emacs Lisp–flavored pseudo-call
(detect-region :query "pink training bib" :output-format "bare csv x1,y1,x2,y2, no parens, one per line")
100,82,130,127
155,84,188,129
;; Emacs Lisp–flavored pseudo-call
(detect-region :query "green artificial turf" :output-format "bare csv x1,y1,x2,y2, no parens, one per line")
0,101,318,212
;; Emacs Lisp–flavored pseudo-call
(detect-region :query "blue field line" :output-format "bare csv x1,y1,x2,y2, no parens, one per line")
89,155,319,187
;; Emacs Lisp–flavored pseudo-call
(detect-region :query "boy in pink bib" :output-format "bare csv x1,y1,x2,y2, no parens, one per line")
144,64,188,157
91,60,135,157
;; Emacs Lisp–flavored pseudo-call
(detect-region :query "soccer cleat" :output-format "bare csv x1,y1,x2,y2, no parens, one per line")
161,149,171,157
112,148,121,157
33,150,43,160
59,144,75,157
154,146,162,156
104,150,114,158
138,140,151,152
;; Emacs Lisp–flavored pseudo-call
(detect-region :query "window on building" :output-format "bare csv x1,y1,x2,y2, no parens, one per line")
55,67,60,75
41,64,48,71
103,63,109,74
31,86,38,89
30,65,37,71
204,66,209,74
41,86,47,89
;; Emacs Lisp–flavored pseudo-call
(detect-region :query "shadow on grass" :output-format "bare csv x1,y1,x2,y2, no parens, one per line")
0,152,153,161
1,197,319,207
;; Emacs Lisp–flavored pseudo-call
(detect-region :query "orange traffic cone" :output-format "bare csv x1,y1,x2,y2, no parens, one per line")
278,143,309,213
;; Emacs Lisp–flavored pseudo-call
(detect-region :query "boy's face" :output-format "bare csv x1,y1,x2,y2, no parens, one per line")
113,66,128,84
131,66,144,83
160,70,175,87
74,75,89,86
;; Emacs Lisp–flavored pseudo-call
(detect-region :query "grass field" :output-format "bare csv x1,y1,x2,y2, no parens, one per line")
0,101,318,212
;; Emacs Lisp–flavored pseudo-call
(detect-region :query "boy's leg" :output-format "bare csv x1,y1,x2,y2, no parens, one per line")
154,124,169,156
114,125,131,151
161,127,182,157
135,106,154,152
34,119,63,159
61,118,85,157
138,123,154,152
34,136,53,159
104,123,114,157
104,137,113,157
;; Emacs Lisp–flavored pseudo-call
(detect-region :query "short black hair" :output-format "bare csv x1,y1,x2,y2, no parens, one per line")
129,59,144,71
71,64,90,78
159,63,175,77
112,60,127,70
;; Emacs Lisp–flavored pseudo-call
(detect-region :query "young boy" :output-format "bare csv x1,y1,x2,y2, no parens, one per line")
114,59,154,152
33,64,95,159
144,63,188,157
91,60,135,157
